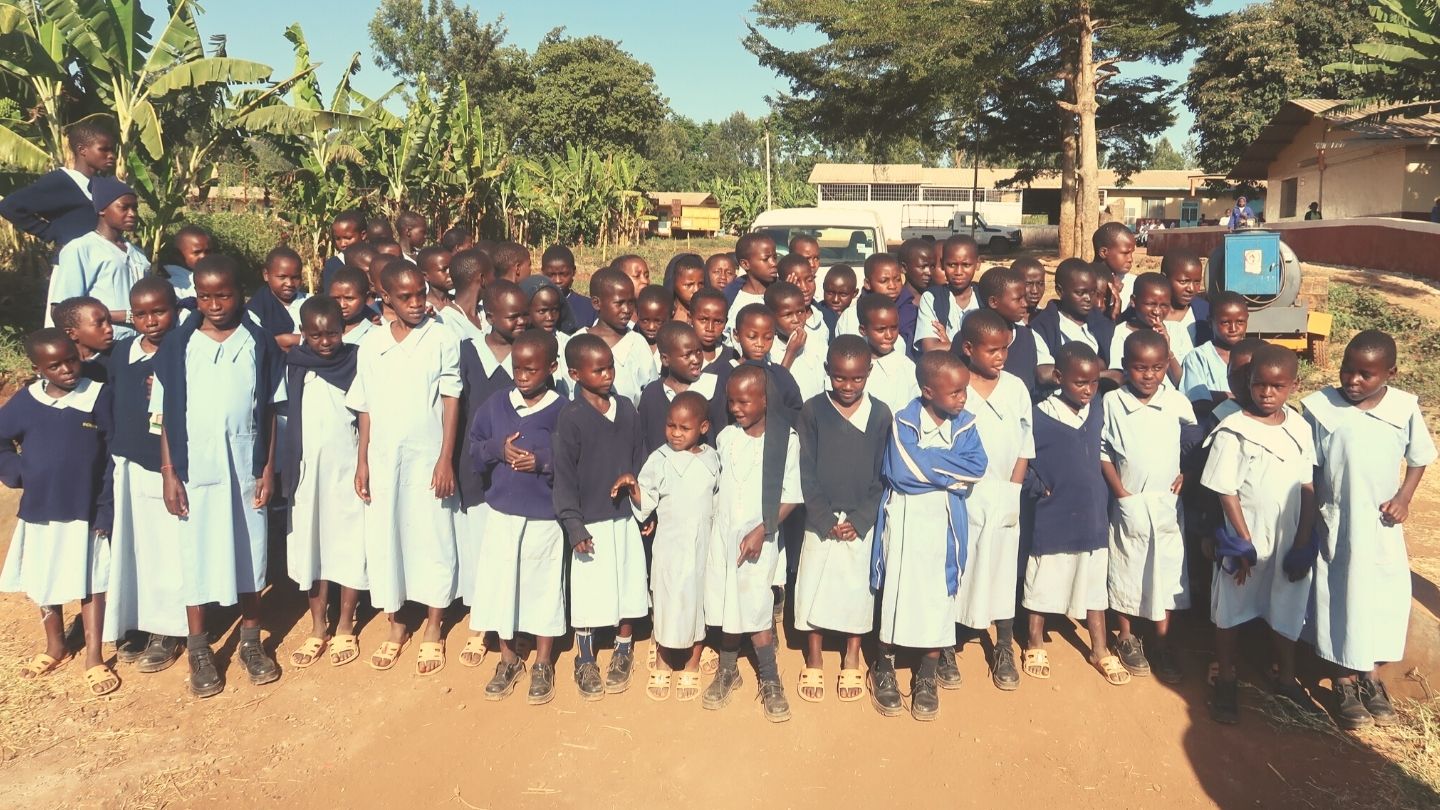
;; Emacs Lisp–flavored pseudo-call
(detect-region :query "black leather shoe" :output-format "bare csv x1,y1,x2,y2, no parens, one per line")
937,647,962,690
484,660,526,700
911,673,940,721
868,658,903,717
702,666,742,710
1336,680,1374,730
1360,678,1398,726
187,645,224,698
528,662,555,705
758,679,791,722
136,635,183,674
575,660,604,701
238,637,280,686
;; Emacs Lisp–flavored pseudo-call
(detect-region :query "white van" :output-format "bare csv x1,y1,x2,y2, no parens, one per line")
749,208,891,273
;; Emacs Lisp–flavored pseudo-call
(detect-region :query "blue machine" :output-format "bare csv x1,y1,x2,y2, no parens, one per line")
1207,230,1310,335
1219,231,1282,296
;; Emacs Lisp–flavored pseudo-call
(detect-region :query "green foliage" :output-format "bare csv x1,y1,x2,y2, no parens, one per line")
1325,0,1440,105
501,145,646,247
180,210,285,291
1145,137,1190,170
0,323,29,387
1328,283,1423,334
707,171,814,232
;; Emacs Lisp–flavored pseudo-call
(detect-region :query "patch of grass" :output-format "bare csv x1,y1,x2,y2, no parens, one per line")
1321,283,1440,409
568,237,735,295
0,325,30,390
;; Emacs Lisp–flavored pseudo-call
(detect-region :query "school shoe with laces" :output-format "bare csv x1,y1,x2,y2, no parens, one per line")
187,646,224,699
937,647,962,689
116,631,148,664
1114,635,1150,677
605,648,634,693
484,659,526,700
136,634,183,674
991,645,1020,691
702,666,742,710
758,679,791,723
1360,677,1398,726
910,672,940,722
238,637,280,686
1335,680,1374,730
867,658,904,717
528,662,556,705
575,660,605,701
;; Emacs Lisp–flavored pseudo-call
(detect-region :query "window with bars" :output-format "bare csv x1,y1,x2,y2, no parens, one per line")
818,183,868,201
870,183,920,201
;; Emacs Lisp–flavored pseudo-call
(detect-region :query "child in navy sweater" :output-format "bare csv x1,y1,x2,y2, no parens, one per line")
0,119,116,257
0,329,117,695
53,295,114,382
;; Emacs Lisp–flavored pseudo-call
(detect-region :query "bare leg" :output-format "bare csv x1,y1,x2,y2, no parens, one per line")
1154,610,1171,653
804,630,823,669
534,635,554,666
1026,612,1046,652
498,636,519,665
336,587,360,636
1115,612,1134,642
1084,610,1108,663
1215,626,1238,681
237,591,263,629
305,580,330,639
38,605,66,663
842,634,862,670
1272,630,1297,684
185,604,206,637
683,642,703,672
80,594,105,669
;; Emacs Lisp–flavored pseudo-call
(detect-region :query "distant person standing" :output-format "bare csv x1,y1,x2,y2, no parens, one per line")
1430,197,1440,223
1305,202,1322,221
1226,196,1253,231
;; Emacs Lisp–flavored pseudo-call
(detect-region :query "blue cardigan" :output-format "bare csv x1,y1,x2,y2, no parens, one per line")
0,382,115,531
0,169,95,256
1030,301,1117,366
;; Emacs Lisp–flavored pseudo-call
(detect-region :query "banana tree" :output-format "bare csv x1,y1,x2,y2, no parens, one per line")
0,0,80,170
1325,0,1440,110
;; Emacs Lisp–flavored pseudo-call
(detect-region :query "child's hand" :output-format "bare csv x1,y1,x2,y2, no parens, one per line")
787,323,808,356
1380,494,1410,526
354,462,371,504
1170,473,1184,495
572,535,595,555
640,516,656,537
162,471,189,518
737,524,765,565
932,320,949,343
503,432,529,466
254,467,274,508
1200,535,1215,561
431,459,456,499
610,473,639,500
831,521,858,541
1231,555,1253,586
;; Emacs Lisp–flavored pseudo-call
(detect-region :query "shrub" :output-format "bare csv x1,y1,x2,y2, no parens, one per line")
178,211,294,295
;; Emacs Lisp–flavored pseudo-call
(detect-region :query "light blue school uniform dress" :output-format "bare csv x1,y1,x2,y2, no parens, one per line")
1303,387,1437,670
50,230,150,339
1180,341,1229,403
163,264,195,299
150,329,283,607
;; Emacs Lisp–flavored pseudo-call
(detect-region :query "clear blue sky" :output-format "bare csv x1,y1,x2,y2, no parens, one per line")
200,0,1258,157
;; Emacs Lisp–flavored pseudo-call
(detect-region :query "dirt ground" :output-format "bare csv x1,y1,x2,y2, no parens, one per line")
3,267,1440,810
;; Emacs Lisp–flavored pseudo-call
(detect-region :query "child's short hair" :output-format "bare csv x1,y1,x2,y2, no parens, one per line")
729,362,767,392
689,286,728,315
1230,337,1267,367
333,210,366,232
396,210,425,231
416,245,449,271
379,259,423,293
897,238,931,266
564,332,611,369
657,320,697,355
265,245,301,268
763,280,806,311
53,295,106,330
589,267,632,298
370,237,401,254
541,244,575,268
862,253,899,279
1055,341,1100,373
1160,250,1202,277
610,254,644,273
855,292,896,328
736,302,775,330
24,327,74,362
129,276,178,307
440,226,471,252
942,234,979,255
1132,272,1170,300
916,349,965,390
343,242,378,267
1346,328,1398,367
193,254,243,290
1010,256,1044,276
776,252,810,280
173,223,210,246
788,234,819,254
663,252,706,289
977,266,1022,305
484,279,525,312
300,295,343,328
1251,343,1299,380
491,242,530,276
1091,221,1131,255
328,266,370,294
1055,257,1093,288
637,284,673,313
827,334,871,366
960,308,1009,347
514,327,559,365
670,390,709,422
824,263,857,287
1210,290,1247,316
66,118,115,153
450,248,494,291
706,251,735,268
735,232,774,262
1122,328,1168,361
366,218,394,241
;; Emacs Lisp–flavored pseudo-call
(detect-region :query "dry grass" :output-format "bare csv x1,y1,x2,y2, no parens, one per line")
567,236,735,295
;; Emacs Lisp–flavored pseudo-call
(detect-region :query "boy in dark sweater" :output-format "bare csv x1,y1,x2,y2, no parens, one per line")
553,334,648,700
638,321,717,456
1020,343,1126,685
0,119,116,258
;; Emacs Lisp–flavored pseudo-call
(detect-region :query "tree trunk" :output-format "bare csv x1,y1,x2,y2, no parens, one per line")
1074,3,1101,259
1059,115,1078,260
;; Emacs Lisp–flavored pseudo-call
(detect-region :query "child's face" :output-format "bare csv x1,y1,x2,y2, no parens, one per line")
771,294,809,340
673,266,706,307
989,281,1028,324
859,306,900,356
75,134,117,175
1227,355,1255,407
331,220,362,253
176,233,212,270
1100,232,1136,275
707,257,736,289
569,350,616,398
692,299,728,350
528,288,563,333
1339,348,1394,405
791,240,820,274
864,261,904,299
508,254,533,281
941,243,979,291
1022,266,1045,310
1167,263,1204,309
1058,272,1097,319
726,375,767,430
740,239,778,284
665,402,708,452
195,274,243,328
512,343,557,399
1132,285,1171,329
487,292,530,341
1124,344,1169,399
382,272,428,327
101,194,139,233
735,313,776,361
129,289,175,344
301,314,343,358
1058,358,1100,409
1248,363,1296,417
619,258,649,291
542,260,575,292
67,304,113,354
1211,302,1249,348
422,254,453,293
901,245,935,291
963,329,1009,380
402,219,427,247
635,299,668,344
785,263,817,302
921,365,969,419
31,340,81,392
592,283,635,331
826,352,871,408
265,258,302,303
823,274,858,313
661,331,703,384
328,280,368,323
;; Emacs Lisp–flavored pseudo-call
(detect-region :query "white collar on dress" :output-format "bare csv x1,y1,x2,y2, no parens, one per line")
827,392,873,431
127,337,158,363
62,167,93,200
1308,385,1416,432
1214,407,1309,461
29,377,102,411
1038,391,1089,427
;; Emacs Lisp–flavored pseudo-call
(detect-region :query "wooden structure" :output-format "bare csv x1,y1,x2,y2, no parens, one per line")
646,192,721,237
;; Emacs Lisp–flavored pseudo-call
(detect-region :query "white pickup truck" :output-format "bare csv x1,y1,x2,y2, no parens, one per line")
750,208,891,273
900,210,1022,253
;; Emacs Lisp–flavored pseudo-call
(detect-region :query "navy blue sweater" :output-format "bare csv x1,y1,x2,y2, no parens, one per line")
467,387,564,519
319,256,346,292
0,169,95,255
1023,402,1108,555
456,340,513,509
0,383,115,531
551,395,644,543
706,358,802,447
561,290,596,334
104,338,162,471
636,378,675,458
797,394,891,539
1030,302,1117,366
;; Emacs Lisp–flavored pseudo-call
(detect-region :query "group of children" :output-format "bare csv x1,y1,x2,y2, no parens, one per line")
0,146,1431,729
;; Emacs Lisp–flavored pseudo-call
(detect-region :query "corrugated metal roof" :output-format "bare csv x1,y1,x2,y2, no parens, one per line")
1289,99,1348,114
645,192,718,207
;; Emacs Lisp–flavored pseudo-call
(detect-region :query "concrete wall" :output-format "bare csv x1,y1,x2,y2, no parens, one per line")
1404,145,1440,218
1103,191,1232,224
1146,218,1440,281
